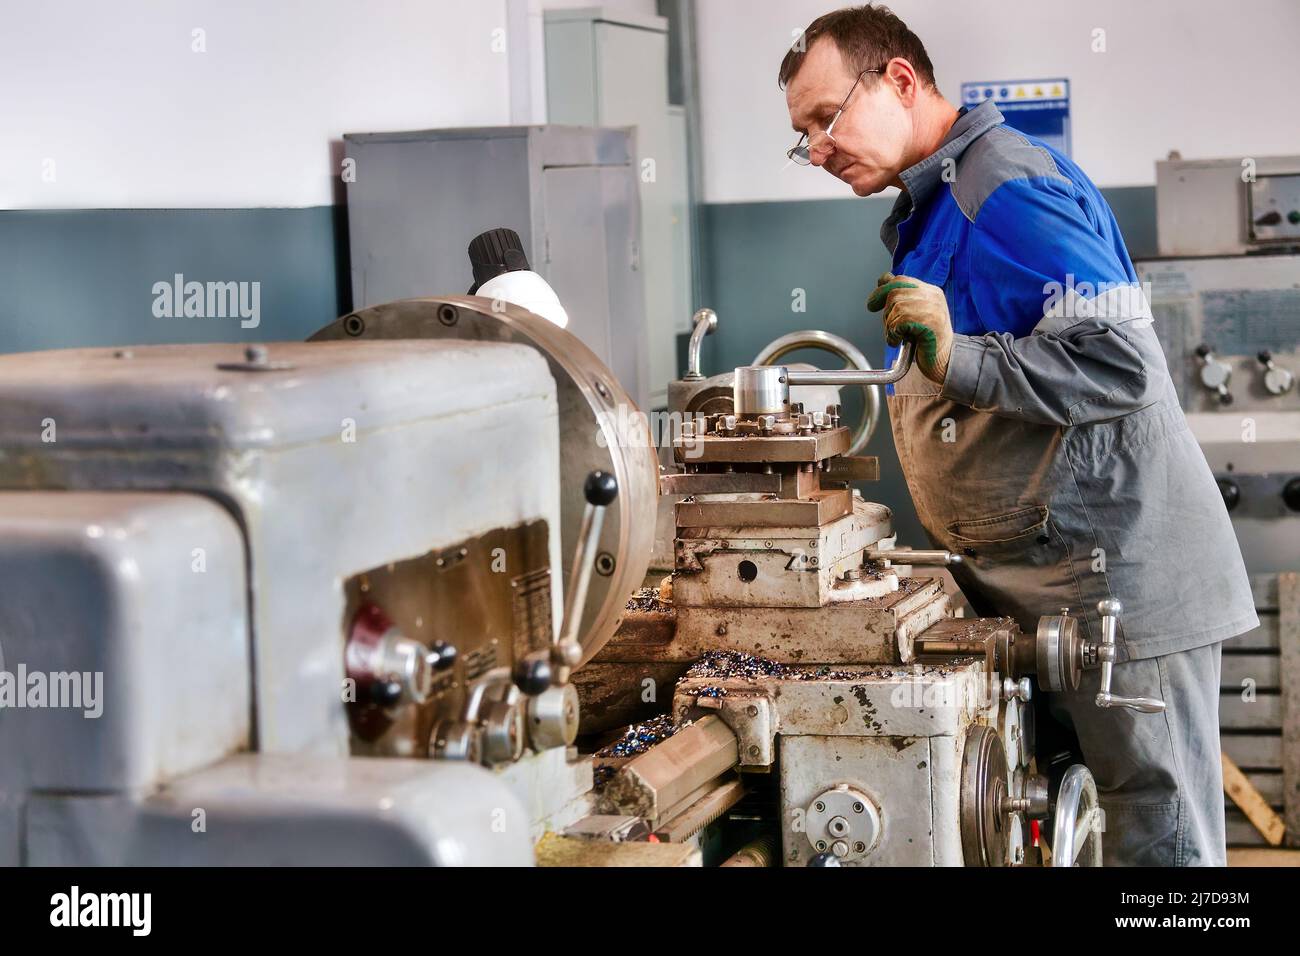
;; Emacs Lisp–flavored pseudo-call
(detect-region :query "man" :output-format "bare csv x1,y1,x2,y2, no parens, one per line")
780,5,1257,866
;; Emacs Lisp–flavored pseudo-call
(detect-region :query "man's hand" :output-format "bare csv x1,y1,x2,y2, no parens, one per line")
867,273,953,385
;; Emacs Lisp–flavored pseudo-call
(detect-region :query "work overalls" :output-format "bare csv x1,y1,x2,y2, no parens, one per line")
881,100,1258,866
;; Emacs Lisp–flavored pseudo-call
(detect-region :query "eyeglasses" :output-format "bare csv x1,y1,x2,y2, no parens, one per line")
787,67,883,166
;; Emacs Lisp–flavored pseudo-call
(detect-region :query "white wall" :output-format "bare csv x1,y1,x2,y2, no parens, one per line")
0,0,517,208
542,0,661,14
696,0,1300,202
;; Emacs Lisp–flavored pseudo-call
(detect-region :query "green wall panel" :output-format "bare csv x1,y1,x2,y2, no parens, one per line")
0,207,349,354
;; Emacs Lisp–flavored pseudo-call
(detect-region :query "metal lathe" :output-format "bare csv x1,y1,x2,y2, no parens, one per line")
0,256,1173,866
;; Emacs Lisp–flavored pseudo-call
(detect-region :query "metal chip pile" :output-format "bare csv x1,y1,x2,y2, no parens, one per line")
594,713,682,760
682,649,949,683
624,587,669,614
592,713,685,791
684,649,869,682
684,650,788,681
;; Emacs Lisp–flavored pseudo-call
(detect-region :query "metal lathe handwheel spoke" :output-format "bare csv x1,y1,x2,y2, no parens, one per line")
1051,764,1104,866
752,330,881,456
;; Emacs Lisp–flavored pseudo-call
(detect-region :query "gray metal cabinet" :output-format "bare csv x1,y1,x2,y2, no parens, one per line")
342,125,650,409
546,6,693,408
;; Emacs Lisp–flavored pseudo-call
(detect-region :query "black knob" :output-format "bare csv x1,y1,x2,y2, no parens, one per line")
1283,477,1300,513
1259,350,1274,365
369,679,403,707
1195,343,1211,359
807,852,842,867
513,652,553,696
1219,390,1234,406
1217,478,1240,513
584,470,619,507
467,227,530,293
427,640,457,672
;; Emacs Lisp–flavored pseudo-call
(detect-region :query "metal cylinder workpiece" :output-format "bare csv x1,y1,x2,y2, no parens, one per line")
733,365,788,417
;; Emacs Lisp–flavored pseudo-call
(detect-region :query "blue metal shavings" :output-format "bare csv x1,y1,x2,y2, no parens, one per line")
594,713,681,760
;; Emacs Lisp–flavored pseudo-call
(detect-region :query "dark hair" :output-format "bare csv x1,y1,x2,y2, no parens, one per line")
778,4,936,91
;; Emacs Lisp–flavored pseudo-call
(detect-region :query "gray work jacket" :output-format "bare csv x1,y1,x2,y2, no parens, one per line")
881,102,1257,659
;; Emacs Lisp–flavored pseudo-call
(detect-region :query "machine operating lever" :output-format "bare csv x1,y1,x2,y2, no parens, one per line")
683,308,717,381
552,470,619,684
862,546,963,566
785,340,915,388
1092,598,1166,714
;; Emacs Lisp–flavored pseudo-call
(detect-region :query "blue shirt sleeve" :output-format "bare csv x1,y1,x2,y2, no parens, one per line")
968,175,1135,336
940,176,1163,427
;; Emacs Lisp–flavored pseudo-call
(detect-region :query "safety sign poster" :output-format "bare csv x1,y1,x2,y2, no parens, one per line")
961,78,1071,156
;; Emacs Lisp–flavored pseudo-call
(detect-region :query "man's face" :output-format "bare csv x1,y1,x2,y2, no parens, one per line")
785,38,912,196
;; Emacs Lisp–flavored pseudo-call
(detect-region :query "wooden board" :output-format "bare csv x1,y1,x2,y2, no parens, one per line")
1225,614,1279,651
1251,574,1279,611
1222,752,1285,845
1280,572,1299,847
1245,771,1284,806
1220,653,1281,689
1227,848,1300,866
1227,809,1269,846
1220,692,1282,729
1222,733,1283,769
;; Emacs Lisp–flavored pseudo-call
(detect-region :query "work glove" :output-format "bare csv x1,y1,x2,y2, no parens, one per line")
866,273,954,385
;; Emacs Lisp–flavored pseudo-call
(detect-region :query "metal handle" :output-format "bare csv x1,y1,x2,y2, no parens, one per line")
862,546,963,566
785,340,915,388
731,342,915,420
683,308,717,381
1093,598,1166,714
554,470,618,684
751,329,883,455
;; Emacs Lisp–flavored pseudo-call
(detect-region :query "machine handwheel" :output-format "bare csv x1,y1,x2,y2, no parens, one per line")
1050,764,1104,866
752,330,882,455
959,725,1011,866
